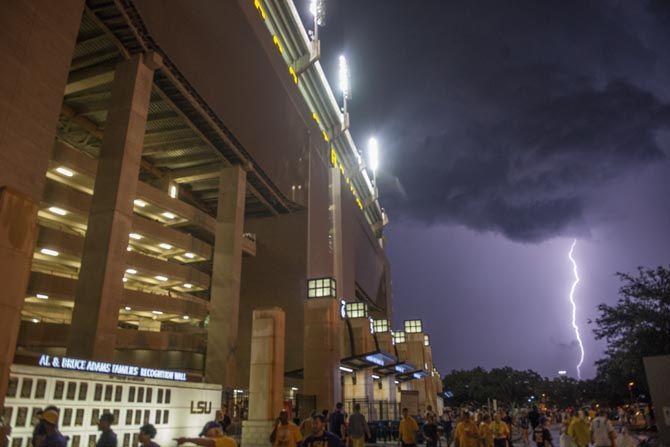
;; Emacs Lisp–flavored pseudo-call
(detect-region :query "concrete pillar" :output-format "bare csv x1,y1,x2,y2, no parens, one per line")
241,307,285,447
0,189,38,409
205,165,246,388
68,53,159,360
0,0,84,409
345,318,375,418
374,331,398,419
406,333,429,413
303,297,342,412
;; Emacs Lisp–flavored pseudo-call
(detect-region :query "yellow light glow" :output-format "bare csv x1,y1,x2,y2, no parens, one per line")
356,198,363,209
330,147,338,167
254,0,267,20
312,112,320,124
55,166,74,177
133,199,147,208
48,206,68,216
129,233,143,240
272,35,284,54
288,66,298,84
322,130,330,142
184,252,195,259
40,248,59,257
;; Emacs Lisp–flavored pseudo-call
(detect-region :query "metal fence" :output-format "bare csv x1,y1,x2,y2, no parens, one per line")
343,399,401,422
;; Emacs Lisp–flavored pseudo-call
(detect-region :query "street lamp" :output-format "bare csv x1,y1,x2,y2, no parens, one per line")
628,381,635,402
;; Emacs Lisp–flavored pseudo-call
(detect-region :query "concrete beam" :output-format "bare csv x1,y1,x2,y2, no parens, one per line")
65,61,116,95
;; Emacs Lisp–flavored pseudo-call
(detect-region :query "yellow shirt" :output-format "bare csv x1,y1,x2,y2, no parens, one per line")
567,418,590,447
274,423,303,447
455,421,480,447
479,422,494,447
491,421,509,439
213,436,237,447
399,416,419,444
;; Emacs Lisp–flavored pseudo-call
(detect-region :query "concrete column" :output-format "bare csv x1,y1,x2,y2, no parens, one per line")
374,331,398,418
303,297,342,411
241,307,285,447
345,318,375,418
0,0,84,409
68,53,159,360
406,333,428,413
206,165,247,388
0,189,38,409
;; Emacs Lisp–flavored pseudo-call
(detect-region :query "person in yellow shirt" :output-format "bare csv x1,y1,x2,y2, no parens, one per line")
491,413,510,447
479,414,494,447
399,408,419,447
270,410,303,447
177,421,237,447
567,411,590,447
455,411,480,447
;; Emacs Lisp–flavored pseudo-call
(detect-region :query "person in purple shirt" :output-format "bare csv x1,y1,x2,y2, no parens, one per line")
38,410,67,447
302,415,344,447
139,424,160,447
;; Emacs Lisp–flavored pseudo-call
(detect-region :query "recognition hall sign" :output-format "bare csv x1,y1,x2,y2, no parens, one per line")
37,354,188,382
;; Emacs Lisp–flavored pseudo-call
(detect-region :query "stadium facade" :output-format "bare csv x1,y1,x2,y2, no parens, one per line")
0,0,442,426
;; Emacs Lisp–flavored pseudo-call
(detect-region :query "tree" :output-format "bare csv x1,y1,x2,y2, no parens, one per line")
591,266,670,403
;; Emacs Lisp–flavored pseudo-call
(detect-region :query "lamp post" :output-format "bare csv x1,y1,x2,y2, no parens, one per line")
628,381,635,402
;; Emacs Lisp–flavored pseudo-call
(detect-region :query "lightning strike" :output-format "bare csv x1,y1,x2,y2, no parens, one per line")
568,239,585,380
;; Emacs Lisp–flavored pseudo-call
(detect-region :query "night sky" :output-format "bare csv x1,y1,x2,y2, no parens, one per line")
304,1,670,379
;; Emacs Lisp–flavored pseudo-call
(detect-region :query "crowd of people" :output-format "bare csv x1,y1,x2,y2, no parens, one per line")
0,402,651,447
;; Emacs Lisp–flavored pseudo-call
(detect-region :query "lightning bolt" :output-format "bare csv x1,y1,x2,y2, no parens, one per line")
568,239,585,380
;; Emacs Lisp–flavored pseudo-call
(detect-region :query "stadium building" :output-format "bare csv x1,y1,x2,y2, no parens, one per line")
0,0,443,438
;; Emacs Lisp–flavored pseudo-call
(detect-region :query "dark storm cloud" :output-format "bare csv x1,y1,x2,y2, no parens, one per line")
387,79,670,242
336,0,670,242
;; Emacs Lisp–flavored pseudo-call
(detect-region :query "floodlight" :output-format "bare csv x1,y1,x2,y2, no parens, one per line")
368,137,379,174
339,55,349,99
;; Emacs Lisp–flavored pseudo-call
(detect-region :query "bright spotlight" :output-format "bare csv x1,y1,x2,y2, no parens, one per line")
309,0,326,26
368,137,379,175
339,54,349,99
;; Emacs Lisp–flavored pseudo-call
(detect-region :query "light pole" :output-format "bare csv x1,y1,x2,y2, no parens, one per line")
368,137,379,198
339,54,350,130
628,381,635,402
309,0,325,41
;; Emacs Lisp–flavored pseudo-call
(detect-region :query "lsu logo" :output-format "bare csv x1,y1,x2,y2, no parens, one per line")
190,401,212,414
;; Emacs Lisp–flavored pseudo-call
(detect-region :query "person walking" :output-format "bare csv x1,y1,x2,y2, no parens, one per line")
454,411,480,447
528,408,541,431
300,412,317,438
328,403,346,440
399,408,419,447
301,414,344,447
270,410,302,447
138,424,160,447
347,404,370,447
591,410,616,447
177,421,237,447
532,418,552,447
35,409,67,447
423,414,439,447
492,413,510,447
479,414,494,447
567,411,590,447
96,413,117,447
442,409,455,446
519,414,530,446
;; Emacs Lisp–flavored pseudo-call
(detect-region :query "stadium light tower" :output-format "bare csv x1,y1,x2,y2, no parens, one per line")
309,0,326,41
368,137,379,197
339,54,350,130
